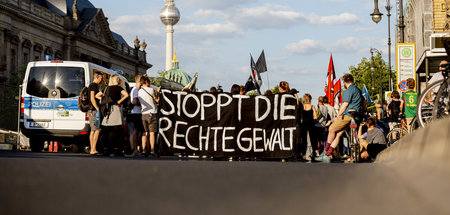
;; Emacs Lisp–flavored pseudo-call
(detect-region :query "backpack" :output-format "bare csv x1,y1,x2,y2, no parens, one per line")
100,87,114,118
78,87,90,112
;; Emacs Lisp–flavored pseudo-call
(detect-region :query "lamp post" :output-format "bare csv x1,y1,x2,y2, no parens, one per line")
370,0,393,91
370,48,383,101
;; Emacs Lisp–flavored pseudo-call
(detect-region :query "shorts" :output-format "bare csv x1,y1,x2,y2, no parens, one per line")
142,114,157,133
329,115,352,132
127,114,143,131
88,109,101,131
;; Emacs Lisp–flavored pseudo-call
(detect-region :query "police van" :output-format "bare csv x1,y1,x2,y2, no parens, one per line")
20,61,129,152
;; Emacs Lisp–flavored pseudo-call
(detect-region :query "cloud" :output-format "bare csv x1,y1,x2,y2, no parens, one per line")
182,0,257,10
285,37,363,55
309,13,359,25
284,39,324,55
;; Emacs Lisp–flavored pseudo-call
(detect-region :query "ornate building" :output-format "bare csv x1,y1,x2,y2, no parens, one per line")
0,0,152,83
403,0,450,91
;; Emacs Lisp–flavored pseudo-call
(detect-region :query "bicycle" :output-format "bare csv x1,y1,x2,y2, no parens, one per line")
417,62,450,127
385,115,408,147
342,110,361,163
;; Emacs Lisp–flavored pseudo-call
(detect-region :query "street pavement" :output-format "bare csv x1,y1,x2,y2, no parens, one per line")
1,150,449,215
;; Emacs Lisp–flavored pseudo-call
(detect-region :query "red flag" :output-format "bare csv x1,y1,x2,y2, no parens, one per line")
324,53,336,105
333,78,342,106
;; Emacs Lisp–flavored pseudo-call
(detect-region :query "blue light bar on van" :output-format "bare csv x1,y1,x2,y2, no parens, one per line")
45,55,52,61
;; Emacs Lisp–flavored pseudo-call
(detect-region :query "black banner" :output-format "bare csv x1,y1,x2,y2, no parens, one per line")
158,90,298,158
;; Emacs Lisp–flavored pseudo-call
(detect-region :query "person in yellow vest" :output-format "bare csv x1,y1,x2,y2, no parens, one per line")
401,78,418,132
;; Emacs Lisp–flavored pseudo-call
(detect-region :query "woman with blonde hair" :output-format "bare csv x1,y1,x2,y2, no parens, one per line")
301,93,318,161
96,74,129,156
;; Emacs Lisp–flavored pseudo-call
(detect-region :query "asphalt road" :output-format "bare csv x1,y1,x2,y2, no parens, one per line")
0,150,448,215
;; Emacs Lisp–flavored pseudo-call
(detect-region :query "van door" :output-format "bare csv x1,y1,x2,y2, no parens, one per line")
24,67,57,130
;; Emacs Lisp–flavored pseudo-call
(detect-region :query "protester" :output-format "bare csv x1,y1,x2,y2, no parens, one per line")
87,72,103,155
138,76,159,157
316,96,328,153
321,96,336,153
402,78,418,131
301,93,318,161
210,86,217,93
375,100,389,134
128,75,143,156
239,85,245,95
357,117,387,162
387,91,402,131
264,90,273,96
428,60,448,85
230,84,240,95
96,75,129,156
279,81,290,93
316,74,364,162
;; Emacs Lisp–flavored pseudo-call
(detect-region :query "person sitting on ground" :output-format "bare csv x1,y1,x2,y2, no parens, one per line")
357,117,387,162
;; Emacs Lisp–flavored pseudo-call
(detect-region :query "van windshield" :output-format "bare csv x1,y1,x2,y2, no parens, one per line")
26,67,85,98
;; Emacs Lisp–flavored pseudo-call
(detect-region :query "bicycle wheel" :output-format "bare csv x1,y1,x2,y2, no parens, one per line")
432,78,450,121
386,128,407,147
409,116,419,133
417,80,443,127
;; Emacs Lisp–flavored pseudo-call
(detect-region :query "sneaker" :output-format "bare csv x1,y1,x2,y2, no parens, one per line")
148,152,156,158
131,151,140,157
315,154,331,163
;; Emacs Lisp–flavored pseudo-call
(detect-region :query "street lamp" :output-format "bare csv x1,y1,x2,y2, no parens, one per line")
370,0,383,23
370,0,393,91
370,48,383,101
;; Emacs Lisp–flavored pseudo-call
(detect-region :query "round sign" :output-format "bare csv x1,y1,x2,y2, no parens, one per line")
52,90,57,97
398,80,408,92
401,48,412,58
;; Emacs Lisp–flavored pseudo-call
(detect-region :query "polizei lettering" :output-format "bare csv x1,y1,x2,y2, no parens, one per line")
158,90,298,158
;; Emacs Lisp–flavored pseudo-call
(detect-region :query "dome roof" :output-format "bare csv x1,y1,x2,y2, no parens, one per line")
162,58,192,87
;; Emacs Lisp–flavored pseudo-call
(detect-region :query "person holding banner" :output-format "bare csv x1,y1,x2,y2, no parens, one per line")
138,76,159,157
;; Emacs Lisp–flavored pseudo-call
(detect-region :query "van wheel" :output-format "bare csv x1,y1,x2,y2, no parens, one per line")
30,138,44,152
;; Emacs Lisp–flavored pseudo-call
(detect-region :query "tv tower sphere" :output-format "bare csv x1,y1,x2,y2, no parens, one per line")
160,0,180,26
160,0,180,71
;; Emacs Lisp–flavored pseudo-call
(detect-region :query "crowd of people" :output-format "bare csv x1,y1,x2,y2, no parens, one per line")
84,60,450,162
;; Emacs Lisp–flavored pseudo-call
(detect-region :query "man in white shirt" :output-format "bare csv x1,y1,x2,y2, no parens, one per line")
137,76,159,157
128,75,142,156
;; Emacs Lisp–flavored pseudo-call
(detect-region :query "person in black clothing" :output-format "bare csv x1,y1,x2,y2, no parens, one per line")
87,72,103,155
387,91,403,131
301,93,318,160
96,75,129,156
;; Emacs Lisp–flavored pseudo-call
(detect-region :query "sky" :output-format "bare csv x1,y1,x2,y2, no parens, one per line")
91,0,398,99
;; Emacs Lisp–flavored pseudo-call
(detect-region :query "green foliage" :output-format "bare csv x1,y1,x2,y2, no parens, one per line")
348,53,396,103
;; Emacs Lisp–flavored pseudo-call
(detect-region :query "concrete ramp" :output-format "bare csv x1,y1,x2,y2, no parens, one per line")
376,117,450,164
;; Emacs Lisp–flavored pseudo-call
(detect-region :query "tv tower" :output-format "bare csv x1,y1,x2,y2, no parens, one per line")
160,0,180,71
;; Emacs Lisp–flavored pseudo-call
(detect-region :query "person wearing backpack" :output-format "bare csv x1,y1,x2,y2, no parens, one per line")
87,72,103,155
96,75,129,156
387,91,403,131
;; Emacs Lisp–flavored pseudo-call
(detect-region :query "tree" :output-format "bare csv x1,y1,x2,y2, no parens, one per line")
348,53,395,103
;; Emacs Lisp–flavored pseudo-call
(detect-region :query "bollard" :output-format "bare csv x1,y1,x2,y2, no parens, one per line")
49,141,53,152
54,141,58,152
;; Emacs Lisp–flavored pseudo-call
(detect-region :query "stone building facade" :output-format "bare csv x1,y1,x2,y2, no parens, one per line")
403,0,450,91
0,0,152,83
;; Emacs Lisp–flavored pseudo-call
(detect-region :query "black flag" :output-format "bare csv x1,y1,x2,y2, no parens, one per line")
244,75,256,93
250,55,262,95
256,50,267,74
